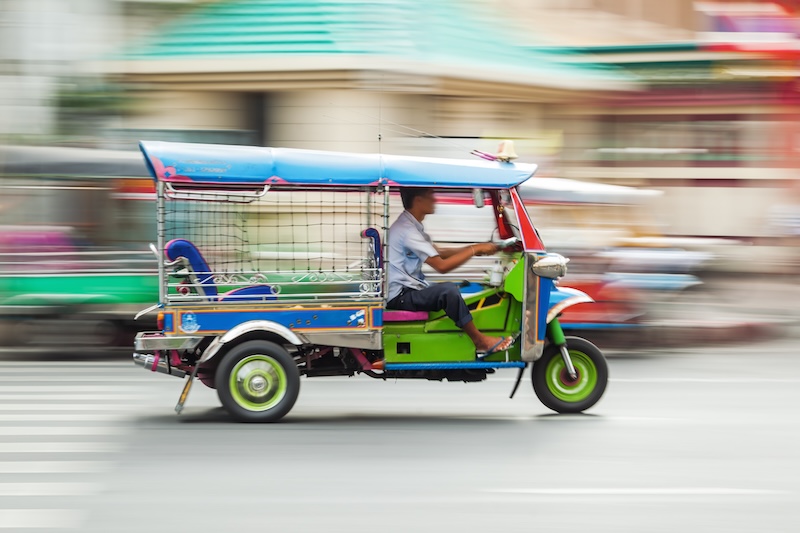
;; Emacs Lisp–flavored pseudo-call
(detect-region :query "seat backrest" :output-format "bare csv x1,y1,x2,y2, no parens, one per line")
164,239,218,297
361,228,382,270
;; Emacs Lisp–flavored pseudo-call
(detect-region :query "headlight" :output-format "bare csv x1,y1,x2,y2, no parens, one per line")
532,253,569,279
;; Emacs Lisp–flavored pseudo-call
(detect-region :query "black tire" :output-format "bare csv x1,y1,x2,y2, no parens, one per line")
215,340,300,423
532,336,608,413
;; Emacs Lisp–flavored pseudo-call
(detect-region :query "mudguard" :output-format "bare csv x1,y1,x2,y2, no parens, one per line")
547,285,594,324
198,320,304,364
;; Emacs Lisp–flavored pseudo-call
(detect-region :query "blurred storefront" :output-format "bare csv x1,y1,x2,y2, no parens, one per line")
4,0,800,271
510,0,800,269
98,0,635,159
0,0,202,139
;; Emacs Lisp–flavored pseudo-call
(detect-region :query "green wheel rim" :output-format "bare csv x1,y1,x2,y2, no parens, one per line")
544,351,598,403
229,354,288,411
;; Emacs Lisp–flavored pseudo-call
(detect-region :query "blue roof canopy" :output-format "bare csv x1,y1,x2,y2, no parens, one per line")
139,141,537,189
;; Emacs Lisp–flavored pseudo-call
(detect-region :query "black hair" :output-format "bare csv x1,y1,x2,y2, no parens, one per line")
400,187,433,210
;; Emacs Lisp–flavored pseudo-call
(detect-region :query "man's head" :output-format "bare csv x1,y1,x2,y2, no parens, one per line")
400,187,436,217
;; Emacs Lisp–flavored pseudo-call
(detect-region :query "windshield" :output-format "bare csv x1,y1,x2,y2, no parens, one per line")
397,188,500,281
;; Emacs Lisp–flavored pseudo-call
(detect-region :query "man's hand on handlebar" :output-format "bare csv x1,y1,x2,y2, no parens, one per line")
493,236,519,249
472,237,519,256
473,242,499,256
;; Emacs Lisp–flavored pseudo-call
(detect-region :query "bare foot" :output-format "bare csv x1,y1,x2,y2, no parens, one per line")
476,336,513,354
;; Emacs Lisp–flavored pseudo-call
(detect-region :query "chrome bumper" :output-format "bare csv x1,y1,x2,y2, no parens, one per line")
134,331,203,351
133,352,187,378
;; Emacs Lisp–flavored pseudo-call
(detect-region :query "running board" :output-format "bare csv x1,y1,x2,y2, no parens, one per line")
384,361,525,371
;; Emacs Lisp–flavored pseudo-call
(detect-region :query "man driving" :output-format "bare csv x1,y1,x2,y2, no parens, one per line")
386,187,513,356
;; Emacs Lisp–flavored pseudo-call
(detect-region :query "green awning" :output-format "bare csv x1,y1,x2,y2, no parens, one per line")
117,0,635,90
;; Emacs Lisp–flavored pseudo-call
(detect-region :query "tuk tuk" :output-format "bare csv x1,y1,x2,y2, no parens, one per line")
132,141,608,422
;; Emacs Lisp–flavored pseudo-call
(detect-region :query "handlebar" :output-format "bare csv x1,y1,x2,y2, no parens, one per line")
492,237,519,249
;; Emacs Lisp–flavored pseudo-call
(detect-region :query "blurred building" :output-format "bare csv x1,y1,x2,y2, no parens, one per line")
506,0,800,268
496,0,699,46
2,0,800,270
97,0,634,159
0,0,202,139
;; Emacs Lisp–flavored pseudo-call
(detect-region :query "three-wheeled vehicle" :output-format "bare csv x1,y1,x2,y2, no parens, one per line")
132,141,608,422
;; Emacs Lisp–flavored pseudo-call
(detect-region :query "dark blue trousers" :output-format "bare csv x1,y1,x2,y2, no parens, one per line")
386,282,473,328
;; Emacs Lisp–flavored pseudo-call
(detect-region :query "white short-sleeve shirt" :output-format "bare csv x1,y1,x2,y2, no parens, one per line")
387,210,439,301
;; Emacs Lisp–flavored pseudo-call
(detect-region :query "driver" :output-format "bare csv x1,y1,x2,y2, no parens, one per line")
387,187,513,356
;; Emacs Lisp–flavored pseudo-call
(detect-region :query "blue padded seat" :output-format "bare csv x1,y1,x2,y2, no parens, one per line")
361,228,382,270
164,239,275,302
165,239,217,297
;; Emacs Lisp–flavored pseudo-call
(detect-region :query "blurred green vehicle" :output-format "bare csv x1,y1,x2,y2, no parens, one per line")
0,145,158,349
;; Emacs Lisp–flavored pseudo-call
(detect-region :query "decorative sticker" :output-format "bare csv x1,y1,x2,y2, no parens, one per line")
180,312,200,333
347,309,366,327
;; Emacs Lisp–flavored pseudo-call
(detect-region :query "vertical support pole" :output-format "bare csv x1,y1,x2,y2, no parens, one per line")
365,185,373,281
365,186,372,227
156,180,166,305
382,184,390,299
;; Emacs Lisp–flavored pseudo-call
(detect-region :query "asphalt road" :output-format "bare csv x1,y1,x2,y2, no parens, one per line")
1,338,799,532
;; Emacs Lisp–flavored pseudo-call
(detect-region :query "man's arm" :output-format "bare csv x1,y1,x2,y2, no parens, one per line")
435,245,472,260
426,242,498,274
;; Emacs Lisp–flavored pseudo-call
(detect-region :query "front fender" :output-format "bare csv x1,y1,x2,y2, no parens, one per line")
198,320,305,364
547,285,594,324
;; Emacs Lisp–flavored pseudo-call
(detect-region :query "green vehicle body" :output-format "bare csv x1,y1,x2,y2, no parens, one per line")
383,261,524,364
0,274,157,307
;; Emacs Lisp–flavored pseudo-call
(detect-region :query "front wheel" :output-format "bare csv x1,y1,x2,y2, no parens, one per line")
215,340,300,423
531,336,607,413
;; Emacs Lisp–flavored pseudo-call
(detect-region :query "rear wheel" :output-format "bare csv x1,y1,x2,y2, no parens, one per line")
532,336,607,413
215,340,300,423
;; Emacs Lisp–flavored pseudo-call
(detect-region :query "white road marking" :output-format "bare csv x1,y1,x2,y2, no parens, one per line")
0,461,112,473
0,413,122,422
0,362,127,368
0,403,140,411
0,509,86,529
0,442,123,453
0,376,158,382
0,394,141,400
0,426,126,436
0,482,101,496
0,385,141,392
487,488,786,496
0,509,84,529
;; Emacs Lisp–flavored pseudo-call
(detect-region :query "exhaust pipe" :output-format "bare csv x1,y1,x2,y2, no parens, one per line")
133,352,187,378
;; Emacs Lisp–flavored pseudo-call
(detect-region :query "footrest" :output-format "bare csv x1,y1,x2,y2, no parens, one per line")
384,361,525,370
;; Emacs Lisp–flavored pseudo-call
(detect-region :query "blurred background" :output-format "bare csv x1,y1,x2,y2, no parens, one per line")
2,4,800,532
2,0,800,351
